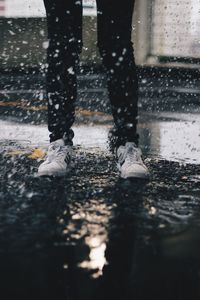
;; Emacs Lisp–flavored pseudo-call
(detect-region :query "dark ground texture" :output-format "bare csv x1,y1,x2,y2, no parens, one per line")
0,67,200,300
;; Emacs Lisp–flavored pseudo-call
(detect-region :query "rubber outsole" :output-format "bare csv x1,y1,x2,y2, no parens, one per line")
120,172,150,180
37,168,71,177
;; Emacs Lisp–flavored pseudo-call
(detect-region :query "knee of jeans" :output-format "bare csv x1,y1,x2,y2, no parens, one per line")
98,38,134,50
97,41,135,71
48,37,83,54
77,40,83,55
47,40,83,68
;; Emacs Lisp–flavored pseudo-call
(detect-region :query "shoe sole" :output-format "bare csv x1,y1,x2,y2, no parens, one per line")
38,168,71,177
117,163,150,180
120,173,150,180
38,171,68,177
120,171,150,180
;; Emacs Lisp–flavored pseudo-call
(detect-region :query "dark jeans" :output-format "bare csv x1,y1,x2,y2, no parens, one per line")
43,0,139,147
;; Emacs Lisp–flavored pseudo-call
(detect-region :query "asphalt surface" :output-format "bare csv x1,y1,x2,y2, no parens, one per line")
0,70,200,300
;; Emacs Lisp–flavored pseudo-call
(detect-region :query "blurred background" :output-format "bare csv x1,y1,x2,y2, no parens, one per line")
0,0,200,68
1,0,200,165
1,2,200,300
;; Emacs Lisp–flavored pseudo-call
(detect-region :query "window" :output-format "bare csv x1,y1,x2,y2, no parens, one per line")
150,0,200,61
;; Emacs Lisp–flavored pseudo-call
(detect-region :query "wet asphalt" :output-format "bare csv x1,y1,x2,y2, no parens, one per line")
0,69,200,300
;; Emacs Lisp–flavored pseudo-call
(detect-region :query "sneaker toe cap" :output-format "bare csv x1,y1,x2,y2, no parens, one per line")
121,163,149,179
38,161,67,176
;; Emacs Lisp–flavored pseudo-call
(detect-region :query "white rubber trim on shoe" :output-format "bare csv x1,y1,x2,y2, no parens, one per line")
120,171,150,179
38,168,71,177
117,162,149,180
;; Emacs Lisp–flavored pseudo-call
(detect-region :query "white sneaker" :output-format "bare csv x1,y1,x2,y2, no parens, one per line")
116,142,149,179
38,139,72,176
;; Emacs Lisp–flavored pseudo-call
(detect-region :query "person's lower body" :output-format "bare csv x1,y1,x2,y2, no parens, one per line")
43,0,82,145
96,0,139,150
38,0,149,178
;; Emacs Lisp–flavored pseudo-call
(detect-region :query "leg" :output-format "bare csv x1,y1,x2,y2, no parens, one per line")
43,0,83,145
96,0,138,149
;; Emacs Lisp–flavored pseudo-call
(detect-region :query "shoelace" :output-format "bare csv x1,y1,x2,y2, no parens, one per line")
119,146,141,165
125,148,141,164
47,144,71,162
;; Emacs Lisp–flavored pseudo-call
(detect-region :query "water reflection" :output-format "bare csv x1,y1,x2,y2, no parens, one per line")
1,109,200,166
138,112,200,164
78,237,107,278
1,133,200,299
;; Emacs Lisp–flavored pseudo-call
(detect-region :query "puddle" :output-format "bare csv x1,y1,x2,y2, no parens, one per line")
0,113,200,299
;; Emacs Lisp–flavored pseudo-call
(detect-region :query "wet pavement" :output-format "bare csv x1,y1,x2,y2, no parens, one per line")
1,70,200,300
